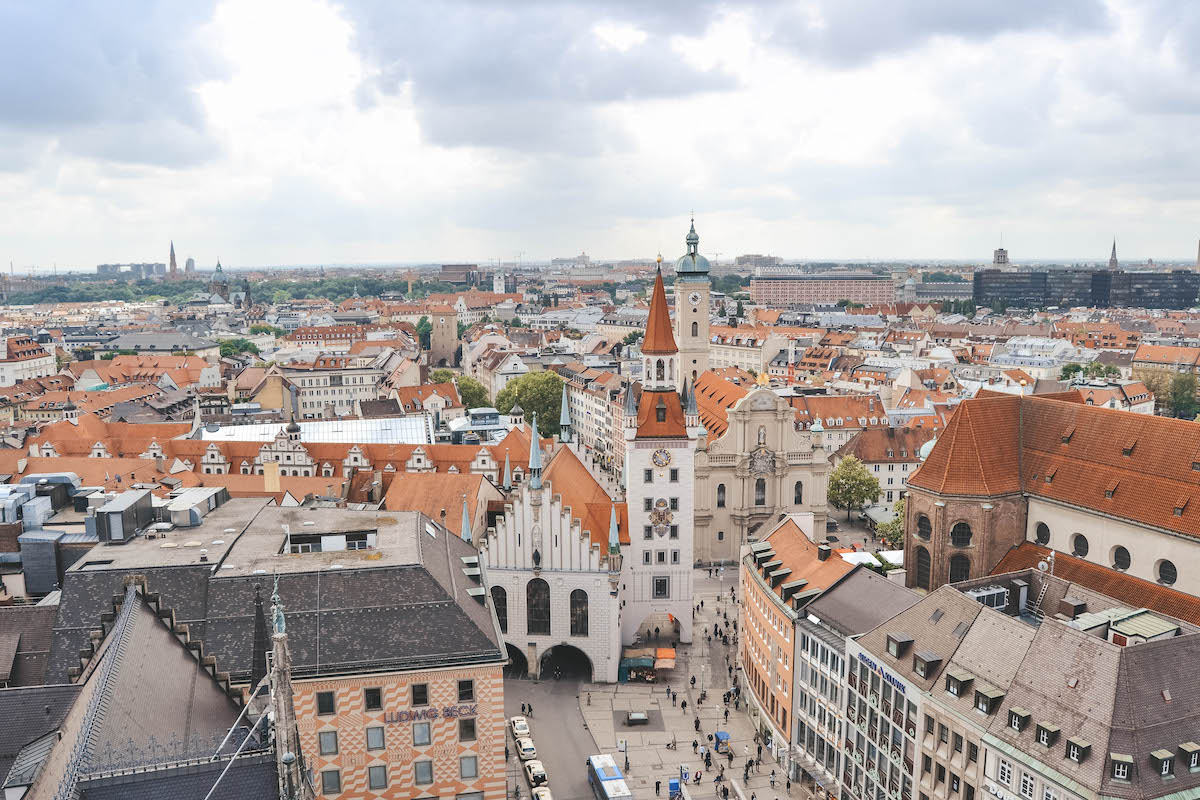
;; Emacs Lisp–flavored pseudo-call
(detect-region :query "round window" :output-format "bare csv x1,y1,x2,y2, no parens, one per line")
1159,560,1178,586
1035,522,1050,545
1112,546,1130,571
1072,534,1089,558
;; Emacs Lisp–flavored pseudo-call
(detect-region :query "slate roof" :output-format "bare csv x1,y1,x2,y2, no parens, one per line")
803,568,919,638
77,754,278,800
0,606,56,685
0,684,80,782
49,503,504,684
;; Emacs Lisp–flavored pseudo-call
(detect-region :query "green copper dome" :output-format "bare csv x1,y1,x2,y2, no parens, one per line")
674,218,710,278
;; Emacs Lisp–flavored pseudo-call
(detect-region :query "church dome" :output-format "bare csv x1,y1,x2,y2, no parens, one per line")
674,219,710,277
286,418,301,434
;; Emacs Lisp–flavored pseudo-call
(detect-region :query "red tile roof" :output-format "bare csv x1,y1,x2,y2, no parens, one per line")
993,543,1200,626
636,389,688,439
641,270,677,355
911,393,1200,537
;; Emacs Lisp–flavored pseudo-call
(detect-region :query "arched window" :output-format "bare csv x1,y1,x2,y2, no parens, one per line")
916,515,932,540
656,359,665,381
1112,546,1131,571
570,590,588,637
691,321,698,337
526,578,550,635
949,555,971,583
1035,522,1050,545
754,478,766,506
794,481,803,505
950,522,972,547
716,484,726,508
491,586,508,633
1159,560,1178,586
914,546,931,590
1071,534,1089,558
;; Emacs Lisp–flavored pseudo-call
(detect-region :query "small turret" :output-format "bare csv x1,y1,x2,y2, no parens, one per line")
510,402,525,429
558,382,572,443
528,413,543,490
502,450,512,491
623,382,638,429
461,495,472,545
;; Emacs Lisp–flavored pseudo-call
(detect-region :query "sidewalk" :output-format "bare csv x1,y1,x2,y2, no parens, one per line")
579,571,809,800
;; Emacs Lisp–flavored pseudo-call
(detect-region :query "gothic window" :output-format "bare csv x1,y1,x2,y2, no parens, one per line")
656,359,665,382
950,522,972,547
755,478,766,506
570,590,588,637
915,546,932,590
716,484,726,508
526,579,550,635
491,586,507,633
949,555,971,583
917,515,932,540
794,481,803,505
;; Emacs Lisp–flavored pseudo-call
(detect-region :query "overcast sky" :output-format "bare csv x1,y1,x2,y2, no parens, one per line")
2,0,1199,269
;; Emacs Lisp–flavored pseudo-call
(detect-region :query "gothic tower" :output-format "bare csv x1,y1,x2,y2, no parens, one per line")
674,218,711,380
1109,238,1119,270
620,266,697,645
169,241,178,280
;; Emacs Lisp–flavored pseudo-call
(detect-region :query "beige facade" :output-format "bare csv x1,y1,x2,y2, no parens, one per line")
695,387,830,563
750,275,895,307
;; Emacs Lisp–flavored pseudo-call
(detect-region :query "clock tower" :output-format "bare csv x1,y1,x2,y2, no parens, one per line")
674,218,712,381
621,266,700,645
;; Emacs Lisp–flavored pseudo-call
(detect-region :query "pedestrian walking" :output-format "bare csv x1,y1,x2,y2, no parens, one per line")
756,757,762,772
673,693,678,707
723,785,730,800
528,704,534,717
757,743,763,758
727,750,733,767
682,700,688,713
655,626,661,640
695,717,701,732
724,709,729,722
770,770,777,788
701,600,705,609
521,703,526,715
656,781,661,796
693,739,699,754
787,778,792,794
691,675,697,687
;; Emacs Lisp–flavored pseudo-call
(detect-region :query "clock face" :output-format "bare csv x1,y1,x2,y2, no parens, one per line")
689,291,703,306
652,448,671,467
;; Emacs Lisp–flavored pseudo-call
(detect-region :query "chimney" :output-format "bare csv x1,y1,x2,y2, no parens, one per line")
155,454,164,473
199,548,208,563
817,544,831,562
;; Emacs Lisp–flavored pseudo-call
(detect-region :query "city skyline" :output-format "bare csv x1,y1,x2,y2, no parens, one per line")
2,1,1200,265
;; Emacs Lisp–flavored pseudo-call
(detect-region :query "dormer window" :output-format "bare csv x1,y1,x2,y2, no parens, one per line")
1153,750,1175,777
887,633,913,658
1036,724,1059,748
945,669,973,697
657,405,666,422
1110,753,1132,781
913,650,940,679
1066,738,1091,763
1008,708,1030,732
974,688,1003,715
1180,743,1200,772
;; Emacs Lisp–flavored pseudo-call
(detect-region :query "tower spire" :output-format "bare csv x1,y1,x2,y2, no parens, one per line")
608,504,620,555
1109,238,1118,270
528,413,543,489
558,381,572,443
461,495,472,544
503,450,512,491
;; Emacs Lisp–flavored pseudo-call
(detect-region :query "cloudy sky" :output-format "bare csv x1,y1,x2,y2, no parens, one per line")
2,0,1199,269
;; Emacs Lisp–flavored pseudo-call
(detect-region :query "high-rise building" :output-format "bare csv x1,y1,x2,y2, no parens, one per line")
673,219,711,380
185,256,195,274
994,246,1009,265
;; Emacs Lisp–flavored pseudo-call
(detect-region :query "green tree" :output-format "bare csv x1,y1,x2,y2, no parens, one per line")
415,316,432,349
456,376,490,409
457,321,469,338
1083,361,1120,379
271,289,291,304
1168,372,1199,419
623,330,643,345
494,371,564,438
430,368,457,384
827,455,881,520
735,299,744,319
876,498,906,549
250,324,285,337
219,338,260,358
1060,363,1084,381
717,305,727,318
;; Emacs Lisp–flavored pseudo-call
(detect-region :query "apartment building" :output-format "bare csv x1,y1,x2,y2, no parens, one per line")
833,428,937,511
751,274,895,307
0,336,56,386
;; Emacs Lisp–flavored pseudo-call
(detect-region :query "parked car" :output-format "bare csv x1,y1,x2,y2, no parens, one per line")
533,788,553,800
517,737,538,760
525,760,548,787
510,716,531,737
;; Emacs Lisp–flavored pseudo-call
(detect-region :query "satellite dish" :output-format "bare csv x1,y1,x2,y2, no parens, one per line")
1037,560,1049,572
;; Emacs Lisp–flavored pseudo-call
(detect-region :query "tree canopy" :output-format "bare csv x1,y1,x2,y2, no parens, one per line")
827,455,881,520
1167,372,1199,419
875,498,906,549
495,371,563,438
456,376,490,409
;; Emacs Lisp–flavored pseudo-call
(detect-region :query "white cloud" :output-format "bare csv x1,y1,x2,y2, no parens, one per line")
0,0,1199,267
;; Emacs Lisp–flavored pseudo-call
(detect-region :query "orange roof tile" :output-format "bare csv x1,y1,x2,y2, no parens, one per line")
641,270,677,355
636,389,688,439
760,518,855,598
543,446,629,548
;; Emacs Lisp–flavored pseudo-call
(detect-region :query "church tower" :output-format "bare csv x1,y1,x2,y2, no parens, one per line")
428,307,459,367
674,218,711,381
621,266,696,645
1109,238,1119,270
169,241,177,280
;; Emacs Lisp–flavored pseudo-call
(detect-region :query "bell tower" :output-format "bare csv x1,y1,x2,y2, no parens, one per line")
673,218,711,381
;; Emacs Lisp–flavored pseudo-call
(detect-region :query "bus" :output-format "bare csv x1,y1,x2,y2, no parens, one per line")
587,755,633,800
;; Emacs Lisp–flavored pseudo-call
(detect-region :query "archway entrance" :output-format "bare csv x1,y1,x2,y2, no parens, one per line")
504,643,528,679
538,644,593,682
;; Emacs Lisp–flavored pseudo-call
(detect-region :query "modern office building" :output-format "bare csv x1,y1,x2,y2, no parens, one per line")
973,269,1200,309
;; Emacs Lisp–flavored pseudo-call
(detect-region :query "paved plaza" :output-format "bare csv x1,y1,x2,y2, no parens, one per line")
504,569,809,800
